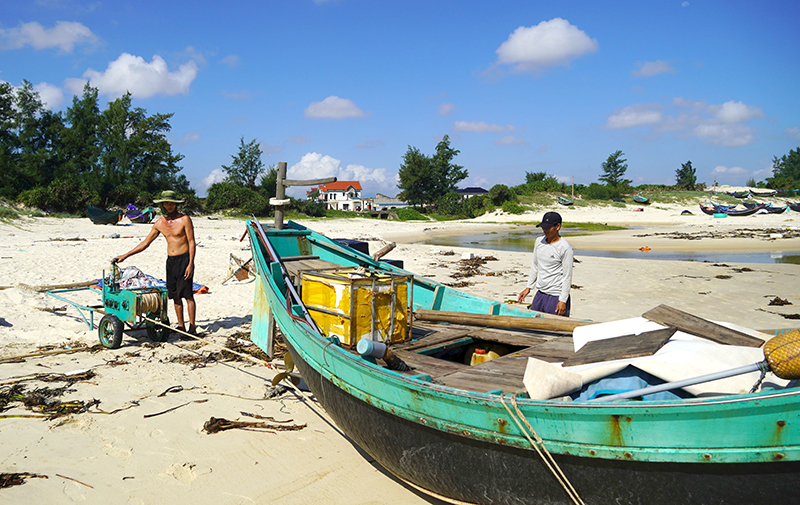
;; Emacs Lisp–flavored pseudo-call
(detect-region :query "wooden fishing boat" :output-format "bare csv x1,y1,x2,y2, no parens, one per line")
246,218,800,505
726,190,750,199
557,196,573,206
750,188,777,197
633,194,649,204
788,201,800,213
87,205,122,225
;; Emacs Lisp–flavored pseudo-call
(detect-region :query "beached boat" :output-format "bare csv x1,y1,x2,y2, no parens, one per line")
633,194,649,204
557,196,573,206
726,190,751,199
750,188,777,197
788,201,800,213
246,217,800,505
124,204,156,224
87,205,122,225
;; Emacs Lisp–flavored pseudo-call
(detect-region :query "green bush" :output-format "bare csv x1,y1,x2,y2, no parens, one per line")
488,184,515,205
501,200,525,214
395,207,428,221
18,177,99,213
206,182,270,216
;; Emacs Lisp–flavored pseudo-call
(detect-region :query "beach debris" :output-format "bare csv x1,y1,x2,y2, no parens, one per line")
0,383,100,419
716,275,732,279
158,385,185,397
56,474,93,489
634,228,800,241
264,384,290,398
143,399,208,418
639,246,651,251
0,472,47,489
769,297,793,306
202,416,307,434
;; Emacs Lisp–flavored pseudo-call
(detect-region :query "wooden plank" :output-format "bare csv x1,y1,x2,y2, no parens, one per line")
642,304,764,347
415,309,592,333
464,329,549,348
398,329,474,352
523,339,575,363
392,350,468,376
561,327,677,367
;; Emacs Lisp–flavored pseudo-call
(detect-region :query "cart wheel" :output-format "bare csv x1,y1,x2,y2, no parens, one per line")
146,318,170,343
98,314,123,349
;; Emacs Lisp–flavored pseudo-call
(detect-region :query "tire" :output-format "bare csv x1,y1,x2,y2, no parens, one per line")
98,314,123,349
146,318,170,343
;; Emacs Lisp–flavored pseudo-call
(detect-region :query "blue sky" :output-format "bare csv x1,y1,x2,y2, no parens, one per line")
2,0,799,197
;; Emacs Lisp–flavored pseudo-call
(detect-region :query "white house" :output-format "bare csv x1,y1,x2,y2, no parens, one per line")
311,181,364,211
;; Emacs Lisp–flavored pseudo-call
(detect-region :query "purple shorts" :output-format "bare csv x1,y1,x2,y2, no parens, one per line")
531,291,570,317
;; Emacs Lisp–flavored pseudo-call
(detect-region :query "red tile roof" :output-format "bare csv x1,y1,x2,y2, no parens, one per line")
319,181,362,191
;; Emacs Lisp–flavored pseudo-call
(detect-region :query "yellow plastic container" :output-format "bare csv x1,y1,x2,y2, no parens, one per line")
300,268,412,347
468,344,510,366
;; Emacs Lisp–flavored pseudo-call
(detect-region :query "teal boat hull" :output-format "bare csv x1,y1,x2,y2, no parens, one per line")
247,219,800,504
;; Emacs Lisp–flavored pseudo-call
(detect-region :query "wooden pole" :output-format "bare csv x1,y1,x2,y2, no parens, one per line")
571,176,574,199
414,309,592,333
274,161,287,230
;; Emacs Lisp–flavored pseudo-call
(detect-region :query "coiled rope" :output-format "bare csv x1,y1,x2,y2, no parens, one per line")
137,292,162,314
500,393,585,505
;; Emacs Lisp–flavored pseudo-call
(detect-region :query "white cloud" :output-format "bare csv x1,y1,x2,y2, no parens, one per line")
220,55,240,67
286,152,397,197
495,18,598,72
260,143,283,154
693,123,754,147
785,126,800,141
454,120,515,133
708,100,763,123
176,131,201,144
682,2,690,6
493,135,529,146
199,168,226,193
0,21,97,53
711,165,748,176
64,53,198,98
354,139,385,149
632,60,675,78
438,102,455,116
304,96,367,118
33,82,64,109
287,136,311,144
606,105,663,129
673,97,706,109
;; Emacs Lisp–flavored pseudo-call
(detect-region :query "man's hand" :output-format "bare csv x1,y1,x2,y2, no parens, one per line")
113,255,125,263
184,263,194,280
517,287,530,304
555,301,567,316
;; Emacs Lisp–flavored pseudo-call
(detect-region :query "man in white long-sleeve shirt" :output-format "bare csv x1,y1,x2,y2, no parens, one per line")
517,211,573,316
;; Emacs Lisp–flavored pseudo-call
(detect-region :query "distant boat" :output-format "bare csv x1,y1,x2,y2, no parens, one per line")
124,204,156,224
787,201,800,212
726,190,750,199
750,188,777,197
743,202,788,214
699,203,762,216
557,196,573,206
633,194,649,204
87,205,122,225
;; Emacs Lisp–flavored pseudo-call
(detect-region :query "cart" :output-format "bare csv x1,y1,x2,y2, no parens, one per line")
47,260,171,349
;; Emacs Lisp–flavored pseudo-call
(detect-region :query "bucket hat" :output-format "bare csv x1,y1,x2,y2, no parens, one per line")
153,190,185,204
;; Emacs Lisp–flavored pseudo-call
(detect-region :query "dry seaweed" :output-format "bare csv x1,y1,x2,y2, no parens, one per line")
1,383,99,419
0,472,47,489
769,297,793,306
202,416,307,434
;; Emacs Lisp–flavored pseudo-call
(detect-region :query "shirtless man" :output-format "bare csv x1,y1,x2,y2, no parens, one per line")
114,190,198,335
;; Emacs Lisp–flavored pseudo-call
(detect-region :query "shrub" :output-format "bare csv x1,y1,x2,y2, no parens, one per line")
18,178,99,214
0,206,19,220
206,182,270,216
489,184,515,205
395,207,428,221
501,200,525,214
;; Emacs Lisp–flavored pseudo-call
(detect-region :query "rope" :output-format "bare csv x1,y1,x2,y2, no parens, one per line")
500,394,585,505
137,292,162,314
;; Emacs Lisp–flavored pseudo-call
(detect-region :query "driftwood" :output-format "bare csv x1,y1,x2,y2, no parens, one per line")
372,242,396,261
414,309,592,334
642,304,764,347
0,280,97,292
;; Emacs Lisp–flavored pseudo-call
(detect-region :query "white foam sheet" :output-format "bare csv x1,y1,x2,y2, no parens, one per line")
523,358,583,400
566,317,786,397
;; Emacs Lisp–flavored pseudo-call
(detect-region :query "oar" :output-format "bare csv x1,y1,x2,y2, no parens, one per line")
587,330,800,402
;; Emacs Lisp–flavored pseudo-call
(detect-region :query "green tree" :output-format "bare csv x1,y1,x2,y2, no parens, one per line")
398,135,467,206
525,171,548,184
222,137,264,188
675,160,697,190
767,147,800,189
599,150,630,187
258,165,278,201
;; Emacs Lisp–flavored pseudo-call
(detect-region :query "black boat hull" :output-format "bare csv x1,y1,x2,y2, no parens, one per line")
288,342,800,505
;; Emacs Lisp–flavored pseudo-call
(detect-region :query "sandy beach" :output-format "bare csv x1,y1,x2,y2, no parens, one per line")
2,203,800,503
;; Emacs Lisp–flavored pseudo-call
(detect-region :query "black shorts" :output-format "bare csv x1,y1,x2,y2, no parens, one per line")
166,252,194,301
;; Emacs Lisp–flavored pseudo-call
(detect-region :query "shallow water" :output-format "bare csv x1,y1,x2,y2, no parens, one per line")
418,229,800,264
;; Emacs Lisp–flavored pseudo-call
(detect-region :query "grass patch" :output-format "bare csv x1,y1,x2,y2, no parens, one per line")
0,207,19,220
395,207,431,221
562,222,627,232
